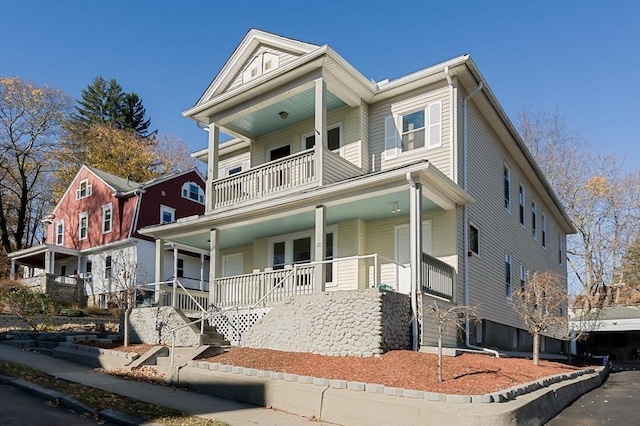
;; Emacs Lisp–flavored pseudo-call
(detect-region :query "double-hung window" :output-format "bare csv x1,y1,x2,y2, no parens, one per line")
55,220,64,245
102,204,112,233
384,102,442,159
531,200,538,239
79,212,88,240
541,213,547,248
469,223,480,255
558,233,563,264
504,165,511,212
519,184,525,226
177,258,184,278
505,253,512,298
104,256,112,279
520,264,526,291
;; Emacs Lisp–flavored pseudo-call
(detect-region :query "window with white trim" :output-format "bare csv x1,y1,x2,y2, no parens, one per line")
519,184,525,226
303,124,342,152
558,233,563,264
181,182,204,204
104,255,112,279
520,264,526,291
505,253,512,298
531,200,537,239
469,223,480,255
384,102,442,159
102,204,112,234
541,212,547,248
504,165,511,212
160,205,175,224
79,212,88,240
55,220,64,245
75,179,92,200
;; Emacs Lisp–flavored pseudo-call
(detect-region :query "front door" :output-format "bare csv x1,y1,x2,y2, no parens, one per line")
395,221,432,294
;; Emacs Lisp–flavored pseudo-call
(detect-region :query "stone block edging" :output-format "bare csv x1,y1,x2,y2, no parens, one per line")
187,359,605,403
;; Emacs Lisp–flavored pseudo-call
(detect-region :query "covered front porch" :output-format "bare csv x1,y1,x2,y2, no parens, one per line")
143,162,472,313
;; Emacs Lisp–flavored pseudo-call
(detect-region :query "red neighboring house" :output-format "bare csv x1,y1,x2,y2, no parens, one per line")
9,165,208,307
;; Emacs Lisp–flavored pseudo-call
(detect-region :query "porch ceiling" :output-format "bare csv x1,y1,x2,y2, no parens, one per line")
226,88,346,137
169,190,440,251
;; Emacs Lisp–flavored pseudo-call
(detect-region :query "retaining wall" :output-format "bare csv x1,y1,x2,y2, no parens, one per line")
242,289,411,357
0,314,118,331
128,306,202,346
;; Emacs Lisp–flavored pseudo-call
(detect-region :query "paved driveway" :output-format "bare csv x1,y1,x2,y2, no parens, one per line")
547,369,640,425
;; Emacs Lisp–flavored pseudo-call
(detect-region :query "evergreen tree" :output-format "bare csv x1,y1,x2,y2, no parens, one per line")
122,93,150,136
74,76,150,136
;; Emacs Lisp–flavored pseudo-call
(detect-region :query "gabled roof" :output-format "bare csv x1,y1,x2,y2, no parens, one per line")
195,29,319,106
86,165,142,193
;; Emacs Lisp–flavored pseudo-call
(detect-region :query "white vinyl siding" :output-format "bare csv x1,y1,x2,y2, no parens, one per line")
370,84,451,176
463,98,567,330
224,46,301,94
218,148,251,179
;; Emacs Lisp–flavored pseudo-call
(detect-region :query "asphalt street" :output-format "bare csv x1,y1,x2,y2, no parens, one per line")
0,383,106,426
546,369,640,425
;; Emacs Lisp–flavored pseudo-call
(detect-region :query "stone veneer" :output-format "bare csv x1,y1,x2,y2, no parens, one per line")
128,306,202,346
242,289,412,357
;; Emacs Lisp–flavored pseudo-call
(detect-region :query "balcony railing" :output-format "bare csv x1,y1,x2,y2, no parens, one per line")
212,149,316,209
421,252,455,300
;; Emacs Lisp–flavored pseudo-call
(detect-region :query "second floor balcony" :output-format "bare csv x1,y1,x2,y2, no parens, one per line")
210,146,364,211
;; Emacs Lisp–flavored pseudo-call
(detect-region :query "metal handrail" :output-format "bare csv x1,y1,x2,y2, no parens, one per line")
250,267,296,309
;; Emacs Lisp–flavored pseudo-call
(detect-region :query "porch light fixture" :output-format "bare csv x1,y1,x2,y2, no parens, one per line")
391,202,401,214
279,111,289,119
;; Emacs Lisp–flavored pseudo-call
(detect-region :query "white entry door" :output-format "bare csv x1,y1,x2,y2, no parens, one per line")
222,253,243,277
395,221,432,294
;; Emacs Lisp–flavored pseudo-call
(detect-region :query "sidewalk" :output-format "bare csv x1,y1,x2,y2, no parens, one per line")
0,344,331,425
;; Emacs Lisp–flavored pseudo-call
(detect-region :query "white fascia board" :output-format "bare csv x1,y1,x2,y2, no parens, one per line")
196,29,320,105
80,238,139,255
371,55,470,102
183,47,328,120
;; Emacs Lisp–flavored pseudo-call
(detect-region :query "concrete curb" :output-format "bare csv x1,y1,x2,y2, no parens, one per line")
184,359,599,403
0,374,148,425
178,361,610,426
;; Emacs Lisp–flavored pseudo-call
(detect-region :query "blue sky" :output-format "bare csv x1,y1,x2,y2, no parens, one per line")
1,0,638,171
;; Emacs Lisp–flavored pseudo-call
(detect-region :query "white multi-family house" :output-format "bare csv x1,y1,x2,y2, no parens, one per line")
139,29,575,354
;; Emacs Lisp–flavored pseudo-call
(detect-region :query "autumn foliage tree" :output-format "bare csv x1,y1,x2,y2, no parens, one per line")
0,77,72,259
517,107,640,311
511,271,568,365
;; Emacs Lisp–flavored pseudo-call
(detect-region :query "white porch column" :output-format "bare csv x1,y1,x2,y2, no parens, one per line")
206,123,220,211
44,251,54,274
409,178,422,351
9,259,16,280
172,247,179,307
200,253,205,291
314,78,327,186
208,228,220,307
154,238,164,305
314,205,326,293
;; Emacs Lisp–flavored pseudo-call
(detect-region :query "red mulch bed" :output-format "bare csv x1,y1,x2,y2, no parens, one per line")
204,347,592,395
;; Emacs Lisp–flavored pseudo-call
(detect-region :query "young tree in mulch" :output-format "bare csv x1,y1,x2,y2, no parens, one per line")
511,270,569,366
424,301,480,382
0,280,57,331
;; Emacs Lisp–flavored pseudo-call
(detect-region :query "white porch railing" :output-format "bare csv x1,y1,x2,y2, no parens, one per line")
212,149,316,209
213,264,316,308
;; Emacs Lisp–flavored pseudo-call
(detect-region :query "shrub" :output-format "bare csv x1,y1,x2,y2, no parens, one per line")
0,281,57,331
59,308,84,317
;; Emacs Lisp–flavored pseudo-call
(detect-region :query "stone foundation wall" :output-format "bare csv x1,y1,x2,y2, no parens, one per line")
0,314,118,330
242,289,412,357
128,306,201,346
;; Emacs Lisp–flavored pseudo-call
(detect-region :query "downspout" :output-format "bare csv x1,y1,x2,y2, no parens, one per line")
128,190,143,239
406,172,420,351
462,80,499,357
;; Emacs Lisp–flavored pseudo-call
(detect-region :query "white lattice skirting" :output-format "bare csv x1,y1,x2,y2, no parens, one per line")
209,307,271,345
